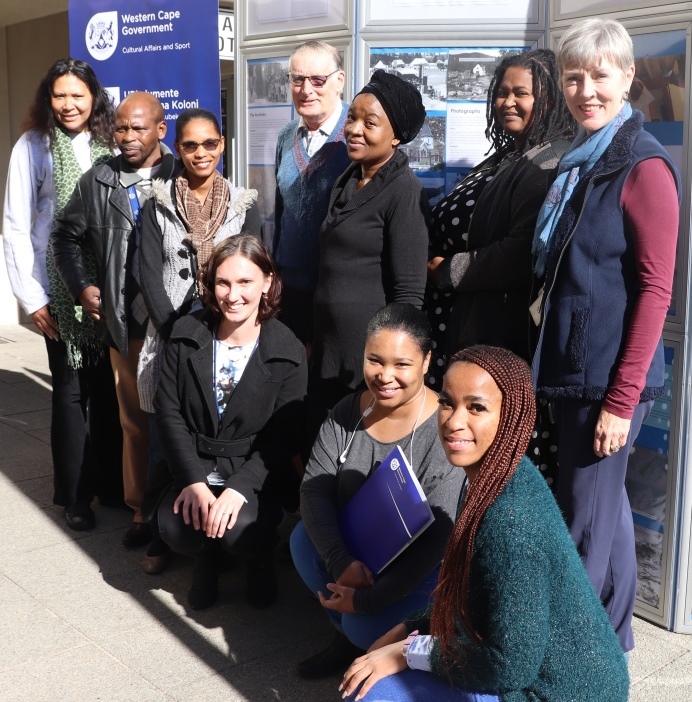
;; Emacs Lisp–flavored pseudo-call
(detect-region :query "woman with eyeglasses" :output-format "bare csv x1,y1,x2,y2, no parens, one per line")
137,108,260,573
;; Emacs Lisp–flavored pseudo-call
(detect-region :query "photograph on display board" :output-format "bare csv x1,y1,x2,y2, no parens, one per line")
445,49,525,171
447,50,498,101
248,165,276,247
631,29,686,319
631,30,685,149
247,58,291,106
367,46,526,204
368,50,449,111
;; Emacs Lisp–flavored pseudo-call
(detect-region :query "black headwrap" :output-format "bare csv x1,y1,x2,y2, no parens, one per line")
357,69,426,144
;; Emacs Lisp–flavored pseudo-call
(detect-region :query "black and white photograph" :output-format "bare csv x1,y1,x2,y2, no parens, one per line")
399,115,445,173
247,58,290,106
369,50,448,111
447,49,517,101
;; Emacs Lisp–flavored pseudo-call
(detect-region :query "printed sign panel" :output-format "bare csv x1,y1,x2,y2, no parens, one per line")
69,0,221,150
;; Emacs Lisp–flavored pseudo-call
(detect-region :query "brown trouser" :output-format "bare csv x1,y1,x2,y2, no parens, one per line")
110,340,149,523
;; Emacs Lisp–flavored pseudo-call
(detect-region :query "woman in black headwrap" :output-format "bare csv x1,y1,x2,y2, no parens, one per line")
307,70,429,445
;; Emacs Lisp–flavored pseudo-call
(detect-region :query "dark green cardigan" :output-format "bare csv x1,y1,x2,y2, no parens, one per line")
406,457,628,701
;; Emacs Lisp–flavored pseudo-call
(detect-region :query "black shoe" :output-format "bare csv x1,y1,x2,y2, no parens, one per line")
122,522,152,548
64,505,95,532
296,632,364,679
188,553,221,610
245,553,277,609
142,537,171,575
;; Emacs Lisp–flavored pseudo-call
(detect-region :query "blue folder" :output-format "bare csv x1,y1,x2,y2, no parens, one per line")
338,444,435,574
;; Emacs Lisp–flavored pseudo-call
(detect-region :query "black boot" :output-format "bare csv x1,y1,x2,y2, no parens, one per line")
188,549,221,610
64,503,95,531
296,631,364,679
245,552,277,609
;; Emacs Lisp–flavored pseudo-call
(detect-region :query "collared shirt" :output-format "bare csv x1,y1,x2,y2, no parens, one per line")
118,143,171,282
70,131,93,172
298,105,343,157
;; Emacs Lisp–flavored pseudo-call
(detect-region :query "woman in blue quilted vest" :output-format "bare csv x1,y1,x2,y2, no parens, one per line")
532,18,680,655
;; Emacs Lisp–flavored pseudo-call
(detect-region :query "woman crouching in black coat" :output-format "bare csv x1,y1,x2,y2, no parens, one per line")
147,235,307,609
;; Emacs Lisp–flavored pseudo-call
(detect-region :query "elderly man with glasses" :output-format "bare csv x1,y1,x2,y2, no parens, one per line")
273,40,350,353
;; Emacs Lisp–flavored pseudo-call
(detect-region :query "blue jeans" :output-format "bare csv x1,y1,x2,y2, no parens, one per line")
346,669,500,702
290,520,439,650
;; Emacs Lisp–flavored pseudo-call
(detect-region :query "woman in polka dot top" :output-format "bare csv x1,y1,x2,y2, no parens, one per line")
425,49,575,387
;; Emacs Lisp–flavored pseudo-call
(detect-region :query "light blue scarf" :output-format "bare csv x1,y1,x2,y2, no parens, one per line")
532,102,632,277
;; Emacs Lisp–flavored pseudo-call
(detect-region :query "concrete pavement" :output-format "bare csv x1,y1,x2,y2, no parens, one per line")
0,323,690,701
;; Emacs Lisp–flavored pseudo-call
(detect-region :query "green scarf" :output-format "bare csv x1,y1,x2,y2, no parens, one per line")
47,127,111,368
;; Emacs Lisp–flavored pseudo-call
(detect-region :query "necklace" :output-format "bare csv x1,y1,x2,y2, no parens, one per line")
338,386,427,467
407,386,427,468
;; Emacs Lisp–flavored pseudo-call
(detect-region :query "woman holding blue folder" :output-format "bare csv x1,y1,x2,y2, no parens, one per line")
291,304,464,679
340,346,628,702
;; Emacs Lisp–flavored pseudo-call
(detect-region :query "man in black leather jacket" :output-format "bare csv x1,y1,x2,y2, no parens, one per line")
52,92,177,547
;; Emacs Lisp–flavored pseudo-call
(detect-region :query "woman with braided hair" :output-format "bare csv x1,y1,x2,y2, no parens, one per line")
340,345,628,702
425,49,575,490
425,49,575,377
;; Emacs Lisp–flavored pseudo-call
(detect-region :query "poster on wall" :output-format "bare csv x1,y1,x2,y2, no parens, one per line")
246,56,292,234
368,46,526,205
68,0,221,151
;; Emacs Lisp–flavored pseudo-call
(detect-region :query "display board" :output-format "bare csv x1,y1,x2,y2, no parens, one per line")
628,343,678,617
233,0,692,636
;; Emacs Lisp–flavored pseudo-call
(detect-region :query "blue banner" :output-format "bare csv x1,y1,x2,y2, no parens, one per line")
68,0,220,150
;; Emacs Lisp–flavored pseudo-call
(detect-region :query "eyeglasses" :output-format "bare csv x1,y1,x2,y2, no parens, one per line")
287,69,340,88
178,138,222,153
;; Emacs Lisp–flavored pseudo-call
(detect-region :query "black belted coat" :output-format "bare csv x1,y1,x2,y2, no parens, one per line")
143,308,307,517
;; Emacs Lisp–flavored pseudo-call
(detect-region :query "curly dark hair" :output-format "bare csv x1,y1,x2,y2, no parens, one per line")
200,235,282,324
485,48,575,157
21,57,115,147
431,345,536,660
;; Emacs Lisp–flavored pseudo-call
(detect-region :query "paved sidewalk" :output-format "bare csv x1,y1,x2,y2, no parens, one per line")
0,324,690,701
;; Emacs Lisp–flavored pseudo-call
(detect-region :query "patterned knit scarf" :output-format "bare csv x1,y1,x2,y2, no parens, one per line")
47,127,112,368
175,169,230,288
